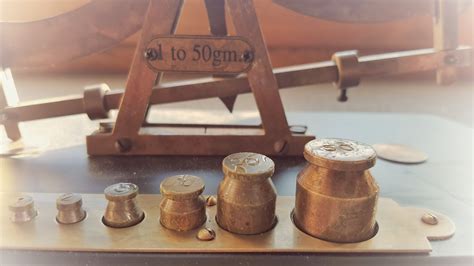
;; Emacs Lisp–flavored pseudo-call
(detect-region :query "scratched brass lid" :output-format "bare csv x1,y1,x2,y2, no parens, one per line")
304,138,376,171
160,175,205,200
104,183,139,201
56,193,83,210
222,152,275,181
8,195,35,212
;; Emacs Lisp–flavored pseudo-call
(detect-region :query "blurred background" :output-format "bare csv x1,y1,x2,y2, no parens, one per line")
1,0,473,126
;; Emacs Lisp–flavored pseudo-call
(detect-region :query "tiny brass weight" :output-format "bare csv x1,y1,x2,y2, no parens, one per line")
160,175,206,231
103,183,144,228
294,138,379,243
217,152,277,235
9,195,37,223
56,193,86,224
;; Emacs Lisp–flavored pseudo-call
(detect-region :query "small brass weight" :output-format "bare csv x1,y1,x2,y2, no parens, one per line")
159,175,206,231
217,152,277,234
294,138,379,243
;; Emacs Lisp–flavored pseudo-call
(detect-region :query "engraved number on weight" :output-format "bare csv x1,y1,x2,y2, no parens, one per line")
176,175,193,187
229,154,260,173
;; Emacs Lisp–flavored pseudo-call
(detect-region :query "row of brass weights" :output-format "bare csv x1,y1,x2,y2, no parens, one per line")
8,139,380,243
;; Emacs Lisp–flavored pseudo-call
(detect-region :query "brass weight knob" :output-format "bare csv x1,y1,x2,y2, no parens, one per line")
217,152,277,235
9,195,37,223
56,193,86,224
160,175,206,231
294,138,379,243
102,183,144,228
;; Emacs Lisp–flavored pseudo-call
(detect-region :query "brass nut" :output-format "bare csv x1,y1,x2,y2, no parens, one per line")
103,183,144,228
9,195,37,223
196,228,216,241
206,196,217,207
217,152,277,235
160,175,206,231
56,193,86,224
294,138,379,243
421,213,439,225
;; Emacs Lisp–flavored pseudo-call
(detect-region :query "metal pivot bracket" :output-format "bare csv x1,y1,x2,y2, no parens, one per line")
85,0,314,156
0,193,455,253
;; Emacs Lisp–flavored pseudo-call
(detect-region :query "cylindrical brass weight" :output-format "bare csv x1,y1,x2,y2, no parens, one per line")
160,175,206,231
56,193,86,224
294,138,379,243
217,152,277,235
103,183,144,228
9,195,37,223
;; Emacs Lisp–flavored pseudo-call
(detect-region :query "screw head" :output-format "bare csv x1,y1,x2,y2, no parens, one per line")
444,54,457,65
114,138,132,153
196,228,216,241
144,48,158,61
206,195,217,207
421,213,439,225
274,139,288,154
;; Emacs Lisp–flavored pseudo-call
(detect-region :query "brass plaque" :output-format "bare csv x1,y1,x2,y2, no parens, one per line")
144,35,254,74
0,194,454,253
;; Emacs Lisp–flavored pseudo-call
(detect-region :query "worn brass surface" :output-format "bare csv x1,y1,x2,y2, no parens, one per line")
55,193,86,225
8,195,37,223
217,152,277,235
0,193,455,253
160,175,206,231
102,183,144,228
295,138,379,243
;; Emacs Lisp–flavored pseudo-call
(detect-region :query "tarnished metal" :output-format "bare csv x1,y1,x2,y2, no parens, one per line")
217,152,277,234
8,195,37,223
145,36,254,74
159,175,206,231
331,50,360,102
196,228,216,241
83,83,111,120
294,138,379,243
103,183,144,228
0,193,457,253
56,193,86,225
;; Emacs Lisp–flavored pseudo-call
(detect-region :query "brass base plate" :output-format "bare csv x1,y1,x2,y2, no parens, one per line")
0,193,454,253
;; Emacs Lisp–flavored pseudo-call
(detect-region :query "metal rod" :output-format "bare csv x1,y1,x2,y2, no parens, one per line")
2,47,471,123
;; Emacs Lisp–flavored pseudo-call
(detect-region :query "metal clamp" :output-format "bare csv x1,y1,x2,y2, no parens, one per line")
331,50,361,102
83,83,110,120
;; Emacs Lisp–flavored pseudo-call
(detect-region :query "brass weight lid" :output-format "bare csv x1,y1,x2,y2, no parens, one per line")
104,183,139,201
304,138,376,171
160,175,205,200
222,152,275,181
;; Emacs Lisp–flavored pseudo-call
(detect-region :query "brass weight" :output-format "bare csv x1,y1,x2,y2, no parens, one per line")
56,193,86,224
160,175,206,231
8,195,37,223
216,152,277,235
102,183,144,228
294,138,379,243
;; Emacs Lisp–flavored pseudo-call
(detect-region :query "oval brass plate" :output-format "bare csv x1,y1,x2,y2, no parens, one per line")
372,144,428,164
144,35,254,74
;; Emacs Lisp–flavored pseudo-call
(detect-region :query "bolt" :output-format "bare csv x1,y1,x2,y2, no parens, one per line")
206,195,217,207
242,51,253,62
144,48,158,61
338,88,348,102
421,213,438,225
444,54,457,65
114,138,132,153
274,139,288,154
196,228,216,241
